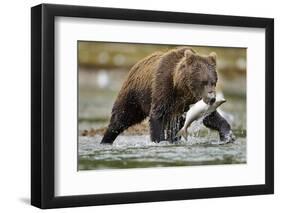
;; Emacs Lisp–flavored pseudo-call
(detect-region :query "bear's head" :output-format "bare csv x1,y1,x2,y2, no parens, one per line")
175,49,218,105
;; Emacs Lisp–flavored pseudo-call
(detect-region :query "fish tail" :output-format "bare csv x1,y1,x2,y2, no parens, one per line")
176,128,188,140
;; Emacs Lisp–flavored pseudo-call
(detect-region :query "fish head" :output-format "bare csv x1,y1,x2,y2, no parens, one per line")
213,97,226,108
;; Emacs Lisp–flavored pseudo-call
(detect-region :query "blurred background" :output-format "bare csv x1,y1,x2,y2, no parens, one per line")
78,41,246,170
78,41,246,134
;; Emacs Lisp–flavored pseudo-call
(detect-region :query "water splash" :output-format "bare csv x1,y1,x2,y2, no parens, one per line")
78,133,246,170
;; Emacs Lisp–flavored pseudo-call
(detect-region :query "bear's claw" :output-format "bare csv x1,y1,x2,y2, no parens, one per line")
220,130,236,144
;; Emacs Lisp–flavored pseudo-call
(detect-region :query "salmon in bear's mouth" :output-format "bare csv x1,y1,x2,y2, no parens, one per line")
202,96,216,105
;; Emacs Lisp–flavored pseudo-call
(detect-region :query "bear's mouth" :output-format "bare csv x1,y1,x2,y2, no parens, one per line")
202,96,216,105
209,98,216,105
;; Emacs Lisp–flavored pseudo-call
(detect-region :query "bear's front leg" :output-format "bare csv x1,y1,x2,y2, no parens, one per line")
149,116,165,143
203,110,235,143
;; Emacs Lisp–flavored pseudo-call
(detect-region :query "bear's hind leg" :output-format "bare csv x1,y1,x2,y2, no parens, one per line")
100,122,123,144
101,102,146,144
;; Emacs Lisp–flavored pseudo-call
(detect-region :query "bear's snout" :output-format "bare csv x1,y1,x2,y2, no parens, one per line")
204,92,216,105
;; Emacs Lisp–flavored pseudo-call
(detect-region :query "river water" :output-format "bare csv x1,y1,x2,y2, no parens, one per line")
78,107,246,170
79,134,246,170
78,71,246,170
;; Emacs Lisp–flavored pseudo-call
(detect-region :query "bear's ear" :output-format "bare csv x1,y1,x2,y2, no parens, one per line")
184,49,195,65
208,52,217,65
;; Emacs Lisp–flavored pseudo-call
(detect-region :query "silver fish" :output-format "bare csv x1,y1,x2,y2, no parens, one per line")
176,97,226,140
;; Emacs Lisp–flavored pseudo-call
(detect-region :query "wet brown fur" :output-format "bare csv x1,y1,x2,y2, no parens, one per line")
101,47,218,144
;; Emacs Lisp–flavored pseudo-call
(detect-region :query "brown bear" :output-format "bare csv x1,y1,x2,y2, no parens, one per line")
100,47,235,144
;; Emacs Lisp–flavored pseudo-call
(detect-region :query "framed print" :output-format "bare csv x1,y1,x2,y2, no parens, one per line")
31,3,274,209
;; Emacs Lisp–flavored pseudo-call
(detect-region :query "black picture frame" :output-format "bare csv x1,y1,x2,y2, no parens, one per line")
31,3,274,209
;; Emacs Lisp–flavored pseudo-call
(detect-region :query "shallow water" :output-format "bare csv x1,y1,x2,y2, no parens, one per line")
78,131,246,170
78,70,246,170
